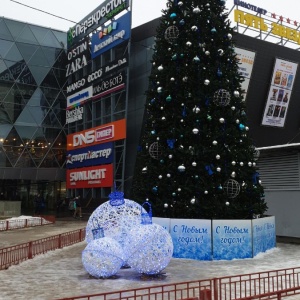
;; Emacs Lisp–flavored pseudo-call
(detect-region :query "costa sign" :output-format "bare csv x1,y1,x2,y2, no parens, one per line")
67,118,126,150
67,0,129,47
66,142,114,169
67,164,113,189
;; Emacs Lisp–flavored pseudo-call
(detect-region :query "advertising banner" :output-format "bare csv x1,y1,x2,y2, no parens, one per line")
153,217,171,231
235,47,256,100
91,12,131,59
262,58,298,127
66,164,113,189
67,118,126,150
213,219,252,260
93,71,126,100
66,142,114,169
66,54,128,99
252,216,276,256
66,106,84,124
170,219,212,260
67,0,129,48
66,37,90,78
67,86,93,109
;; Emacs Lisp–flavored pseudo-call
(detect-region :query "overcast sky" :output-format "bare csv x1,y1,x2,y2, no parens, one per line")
0,0,300,31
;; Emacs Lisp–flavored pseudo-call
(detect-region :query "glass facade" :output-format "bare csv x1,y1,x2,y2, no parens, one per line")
0,17,67,209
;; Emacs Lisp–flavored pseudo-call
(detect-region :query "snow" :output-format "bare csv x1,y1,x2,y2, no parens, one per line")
0,215,52,231
1,242,300,299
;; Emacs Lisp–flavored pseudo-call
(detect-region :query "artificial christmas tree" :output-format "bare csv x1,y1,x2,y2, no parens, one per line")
131,0,267,220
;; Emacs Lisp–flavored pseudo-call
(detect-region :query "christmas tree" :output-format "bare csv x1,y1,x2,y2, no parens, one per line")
131,0,267,219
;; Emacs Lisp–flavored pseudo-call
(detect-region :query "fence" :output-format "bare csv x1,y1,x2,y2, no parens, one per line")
56,267,300,300
0,227,85,270
0,215,55,231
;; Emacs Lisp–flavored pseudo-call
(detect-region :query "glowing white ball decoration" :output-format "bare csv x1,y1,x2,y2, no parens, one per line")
123,223,173,275
85,193,146,245
82,237,124,278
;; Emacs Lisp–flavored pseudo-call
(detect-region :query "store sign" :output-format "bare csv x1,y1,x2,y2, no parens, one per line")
66,55,128,97
262,58,298,127
66,106,84,124
66,142,114,169
66,38,90,77
67,164,113,189
67,86,93,109
235,9,300,44
91,12,131,59
67,0,129,47
67,118,126,150
93,71,125,100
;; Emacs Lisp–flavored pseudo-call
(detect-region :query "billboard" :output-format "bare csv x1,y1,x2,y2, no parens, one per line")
67,164,113,189
262,58,298,127
66,142,114,169
67,0,129,48
91,12,131,59
67,86,93,109
67,119,126,150
235,47,256,100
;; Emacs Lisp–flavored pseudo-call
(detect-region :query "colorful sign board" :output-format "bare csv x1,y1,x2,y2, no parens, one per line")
66,142,114,169
91,12,131,59
67,164,113,189
235,47,256,101
67,86,93,109
262,58,298,127
67,119,126,150
67,0,129,47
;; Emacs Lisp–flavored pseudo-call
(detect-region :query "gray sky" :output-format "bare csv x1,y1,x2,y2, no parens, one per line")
0,0,299,31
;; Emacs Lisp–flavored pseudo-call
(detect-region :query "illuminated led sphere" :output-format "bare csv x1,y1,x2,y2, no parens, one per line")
164,25,179,44
85,195,146,246
223,179,241,198
82,237,124,278
213,89,231,106
149,142,163,160
123,223,173,275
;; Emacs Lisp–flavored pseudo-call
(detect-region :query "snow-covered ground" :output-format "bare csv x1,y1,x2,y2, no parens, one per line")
1,242,300,299
0,215,52,231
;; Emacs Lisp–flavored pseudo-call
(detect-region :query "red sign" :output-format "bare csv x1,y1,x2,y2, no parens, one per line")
67,119,126,150
66,164,113,189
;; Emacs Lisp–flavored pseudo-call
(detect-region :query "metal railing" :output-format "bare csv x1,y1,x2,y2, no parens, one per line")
56,267,300,300
0,227,85,270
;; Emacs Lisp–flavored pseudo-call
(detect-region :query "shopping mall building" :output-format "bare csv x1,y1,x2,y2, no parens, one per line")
1,2,300,237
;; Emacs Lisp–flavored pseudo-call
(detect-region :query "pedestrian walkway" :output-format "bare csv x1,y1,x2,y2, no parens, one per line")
1,217,300,300
0,217,85,249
